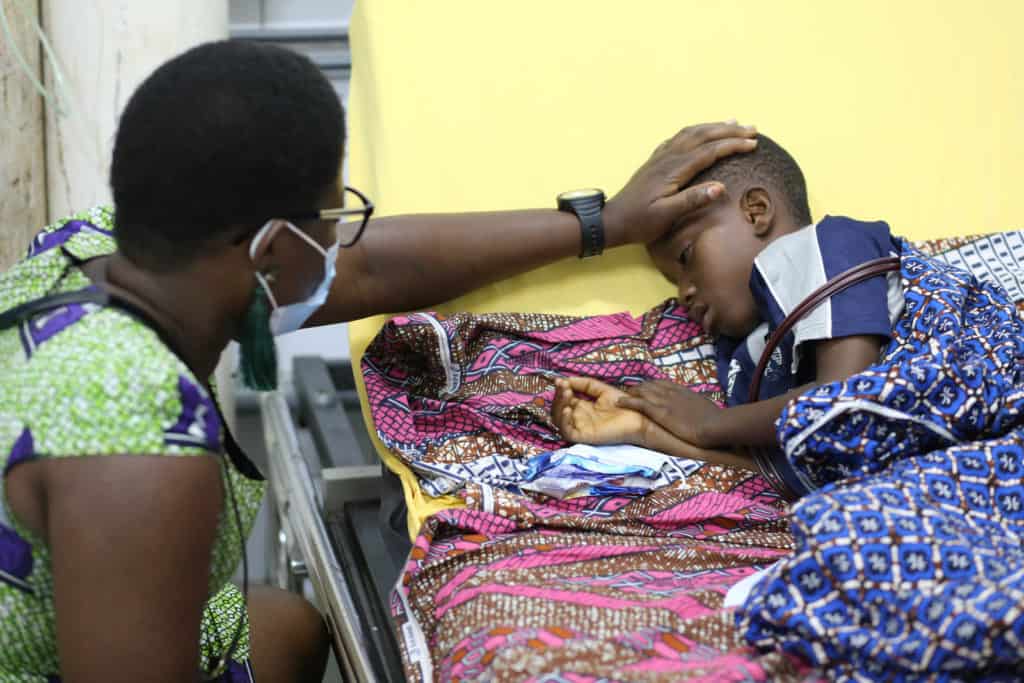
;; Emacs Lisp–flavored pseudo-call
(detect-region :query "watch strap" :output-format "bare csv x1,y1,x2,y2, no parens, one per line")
559,193,605,258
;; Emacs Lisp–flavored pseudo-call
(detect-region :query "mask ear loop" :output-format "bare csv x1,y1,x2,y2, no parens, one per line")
251,218,331,259
252,271,280,310
249,221,283,310
248,220,277,262
249,220,333,305
282,221,331,257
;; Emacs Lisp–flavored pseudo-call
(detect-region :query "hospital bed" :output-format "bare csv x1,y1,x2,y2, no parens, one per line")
259,356,406,682
258,2,1022,680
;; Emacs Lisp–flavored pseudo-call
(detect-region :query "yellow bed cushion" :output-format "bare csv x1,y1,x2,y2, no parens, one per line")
345,2,1020,538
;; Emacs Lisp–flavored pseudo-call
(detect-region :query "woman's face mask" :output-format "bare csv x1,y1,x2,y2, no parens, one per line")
237,220,340,391
250,220,340,336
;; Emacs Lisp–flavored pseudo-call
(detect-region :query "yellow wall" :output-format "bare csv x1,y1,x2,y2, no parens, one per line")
346,1,1023,533
350,1,1021,240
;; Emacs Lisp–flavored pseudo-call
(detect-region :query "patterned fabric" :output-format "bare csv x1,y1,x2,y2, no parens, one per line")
737,235,1024,681
367,229,1024,682
0,208,263,681
365,301,818,679
363,303,719,497
394,475,816,682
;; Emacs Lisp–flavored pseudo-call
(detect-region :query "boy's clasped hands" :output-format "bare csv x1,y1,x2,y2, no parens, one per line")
551,376,753,470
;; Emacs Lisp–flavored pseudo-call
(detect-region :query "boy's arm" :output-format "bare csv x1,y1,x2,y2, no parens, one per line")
702,335,886,446
640,419,757,470
700,387,810,447
813,335,887,383
622,335,886,448
551,377,756,470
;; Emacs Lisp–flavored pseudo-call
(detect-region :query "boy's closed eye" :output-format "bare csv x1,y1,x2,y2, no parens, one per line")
645,237,683,285
677,242,694,267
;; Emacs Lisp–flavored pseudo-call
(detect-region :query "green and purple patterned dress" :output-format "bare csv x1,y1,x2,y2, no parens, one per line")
0,207,265,681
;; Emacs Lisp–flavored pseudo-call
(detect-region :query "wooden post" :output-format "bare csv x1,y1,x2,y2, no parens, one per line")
41,0,228,220
0,0,46,269
37,2,237,423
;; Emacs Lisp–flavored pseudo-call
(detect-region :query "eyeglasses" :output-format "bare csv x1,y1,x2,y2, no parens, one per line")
282,185,375,248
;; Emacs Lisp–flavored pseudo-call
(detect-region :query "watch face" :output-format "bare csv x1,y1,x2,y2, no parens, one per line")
558,188,602,201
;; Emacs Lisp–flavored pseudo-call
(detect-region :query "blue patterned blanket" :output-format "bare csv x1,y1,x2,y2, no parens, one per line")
738,237,1024,682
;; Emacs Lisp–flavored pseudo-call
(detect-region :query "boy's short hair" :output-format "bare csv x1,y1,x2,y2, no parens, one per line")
689,133,812,226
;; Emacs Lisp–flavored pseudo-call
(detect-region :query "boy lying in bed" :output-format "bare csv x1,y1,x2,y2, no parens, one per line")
552,134,904,499
556,134,1024,676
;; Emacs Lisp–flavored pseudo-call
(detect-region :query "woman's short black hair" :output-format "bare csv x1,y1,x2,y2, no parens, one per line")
110,40,345,271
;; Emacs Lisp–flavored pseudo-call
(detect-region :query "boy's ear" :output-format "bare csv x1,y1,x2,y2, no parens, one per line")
740,187,775,238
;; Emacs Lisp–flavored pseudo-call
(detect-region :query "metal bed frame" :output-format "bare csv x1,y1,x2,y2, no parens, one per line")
260,356,407,682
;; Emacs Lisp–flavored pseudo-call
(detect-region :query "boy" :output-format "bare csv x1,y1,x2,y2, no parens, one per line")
552,134,903,499
553,136,1024,678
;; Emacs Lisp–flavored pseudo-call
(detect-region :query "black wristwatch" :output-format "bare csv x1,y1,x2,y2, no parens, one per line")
557,188,606,258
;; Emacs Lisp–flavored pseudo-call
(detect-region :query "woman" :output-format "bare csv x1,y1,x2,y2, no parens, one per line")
0,40,756,681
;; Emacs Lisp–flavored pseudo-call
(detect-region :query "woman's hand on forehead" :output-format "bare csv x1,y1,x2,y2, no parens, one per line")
604,121,756,246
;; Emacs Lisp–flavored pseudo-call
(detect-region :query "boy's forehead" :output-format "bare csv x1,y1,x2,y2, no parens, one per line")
648,199,733,267
659,207,714,249
648,221,704,280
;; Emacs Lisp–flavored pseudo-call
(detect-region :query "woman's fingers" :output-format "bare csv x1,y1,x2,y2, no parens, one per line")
664,121,757,154
605,122,758,246
662,137,757,192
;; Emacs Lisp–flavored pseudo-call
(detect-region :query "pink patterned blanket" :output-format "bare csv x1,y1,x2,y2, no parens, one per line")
391,482,815,682
364,301,819,680
363,302,718,496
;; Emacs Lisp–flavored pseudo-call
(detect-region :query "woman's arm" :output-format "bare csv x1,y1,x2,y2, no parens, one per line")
313,122,757,322
44,455,223,682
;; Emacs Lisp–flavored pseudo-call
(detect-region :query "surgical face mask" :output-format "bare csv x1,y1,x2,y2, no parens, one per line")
249,220,340,336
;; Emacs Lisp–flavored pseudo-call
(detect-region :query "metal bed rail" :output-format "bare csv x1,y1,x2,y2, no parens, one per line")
261,390,379,682
260,357,406,682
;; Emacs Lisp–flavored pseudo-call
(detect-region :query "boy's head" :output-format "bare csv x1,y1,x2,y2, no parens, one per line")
648,133,810,339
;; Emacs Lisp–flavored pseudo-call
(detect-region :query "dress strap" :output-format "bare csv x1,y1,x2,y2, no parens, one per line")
0,274,264,481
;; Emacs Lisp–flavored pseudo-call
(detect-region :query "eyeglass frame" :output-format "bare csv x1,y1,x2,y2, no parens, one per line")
279,185,375,248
